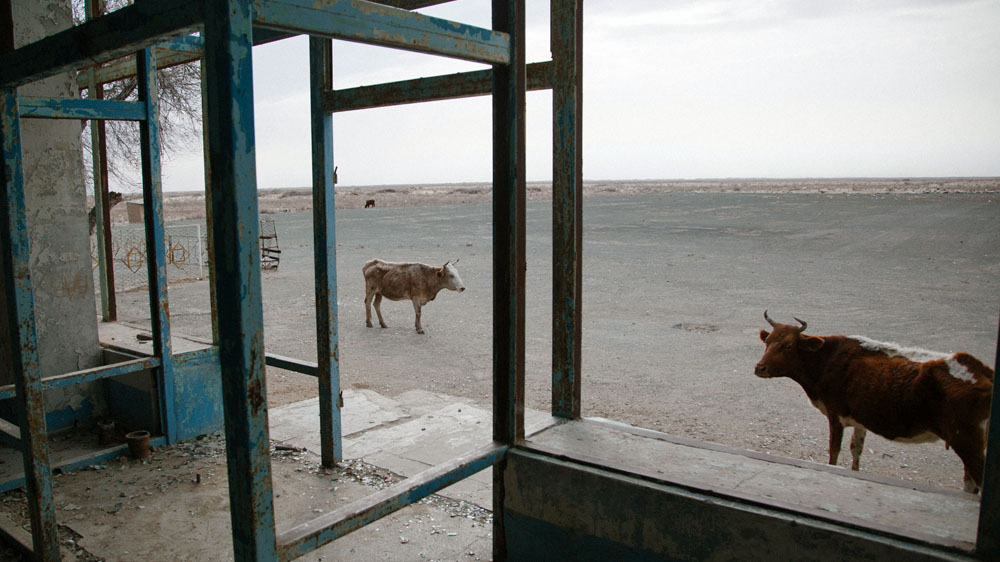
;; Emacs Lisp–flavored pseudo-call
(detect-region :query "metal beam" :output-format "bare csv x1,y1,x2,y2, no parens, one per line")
373,0,456,8
18,97,146,121
0,356,161,401
310,37,344,467
276,442,508,560
253,0,511,65
0,89,59,562
136,48,178,446
550,0,583,419
76,35,206,91
0,0,203,89
265,353,318,376
203,1,278,559
492,1,526,558
327,60,551,113
492,0,525,449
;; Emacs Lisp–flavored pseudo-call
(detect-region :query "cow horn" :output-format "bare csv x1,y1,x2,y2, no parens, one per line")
453,258,459,265
763,309,776,327
794,317,807,331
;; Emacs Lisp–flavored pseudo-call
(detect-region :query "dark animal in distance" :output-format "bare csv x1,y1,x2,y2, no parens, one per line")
363,259,465,334
89,191,124,236
755,310,993,493
364,199,376,208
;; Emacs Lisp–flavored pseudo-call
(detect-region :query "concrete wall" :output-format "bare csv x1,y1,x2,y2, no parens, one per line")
500,450,970,562
1,1,105,424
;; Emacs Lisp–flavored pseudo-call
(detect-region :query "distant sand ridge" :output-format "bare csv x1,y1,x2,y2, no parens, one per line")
96,178,1000,224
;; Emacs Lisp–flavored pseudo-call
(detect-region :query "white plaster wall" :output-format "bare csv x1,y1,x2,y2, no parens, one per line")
2,1,105,418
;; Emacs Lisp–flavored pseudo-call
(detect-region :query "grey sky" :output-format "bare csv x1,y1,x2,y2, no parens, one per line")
159,0,1000,191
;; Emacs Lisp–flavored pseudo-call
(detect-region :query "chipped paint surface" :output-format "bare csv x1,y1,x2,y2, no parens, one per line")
253,0,510,65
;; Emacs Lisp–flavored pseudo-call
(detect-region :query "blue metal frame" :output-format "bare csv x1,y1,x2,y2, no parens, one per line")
309,37,343,467
203,1,278,559
255,0,510,65
136,47,179,444
0,87,60,562
18,1,994,562
18,97,146,120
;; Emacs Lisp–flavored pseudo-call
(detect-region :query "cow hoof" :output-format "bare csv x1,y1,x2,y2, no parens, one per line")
416,329,425,335
366,321,372,328
379,324,388,329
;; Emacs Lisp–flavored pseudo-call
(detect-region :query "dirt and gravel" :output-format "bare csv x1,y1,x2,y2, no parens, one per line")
102,177,1000,492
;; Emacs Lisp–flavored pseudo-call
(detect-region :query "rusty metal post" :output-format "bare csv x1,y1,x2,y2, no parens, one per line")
492,0,525,560
136,47,178,442
550,0,583,420
977,311,1000,557
0,22,59,561
203,0,277,559
310,36,343,467
86,0,117,321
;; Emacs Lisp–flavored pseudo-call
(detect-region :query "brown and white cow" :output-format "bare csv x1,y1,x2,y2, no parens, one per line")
363,259,465,334
755,310,993,493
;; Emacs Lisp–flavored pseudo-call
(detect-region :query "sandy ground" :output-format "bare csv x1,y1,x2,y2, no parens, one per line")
8,178,994,560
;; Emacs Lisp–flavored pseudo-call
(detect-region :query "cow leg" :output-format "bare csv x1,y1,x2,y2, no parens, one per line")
412,300,424,334
373,294,388,328
849,427,866,471
949,433,986,493
364,287,375,327
827,417,844,466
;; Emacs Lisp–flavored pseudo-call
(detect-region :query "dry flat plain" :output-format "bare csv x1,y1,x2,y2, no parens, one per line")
22,178,991,560
108,177,1000,491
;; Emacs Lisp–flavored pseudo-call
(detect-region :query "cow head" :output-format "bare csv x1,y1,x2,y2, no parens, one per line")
755,310,825,378
437,260,466,292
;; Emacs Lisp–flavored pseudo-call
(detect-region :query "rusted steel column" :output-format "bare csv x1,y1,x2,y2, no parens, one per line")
550,0,583,419
87,0,117,322
492,1,525,561
203,1,277,559
977,314,1000,557
200,56,220,345
310,36,343,467
0,82,60,562
492,0,526,450
136,48,178,442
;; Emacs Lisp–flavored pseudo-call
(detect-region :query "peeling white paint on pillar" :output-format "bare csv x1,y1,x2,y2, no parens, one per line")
1,1,106,420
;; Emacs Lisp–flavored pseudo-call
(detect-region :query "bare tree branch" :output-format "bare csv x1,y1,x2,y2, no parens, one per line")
73,0,203,193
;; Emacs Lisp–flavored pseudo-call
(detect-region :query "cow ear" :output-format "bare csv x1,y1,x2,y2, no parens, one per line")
759,329,770,342
436,267,444,277
800,335,825,352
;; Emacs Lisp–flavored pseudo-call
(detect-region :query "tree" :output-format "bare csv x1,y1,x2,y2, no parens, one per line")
72,0,202,192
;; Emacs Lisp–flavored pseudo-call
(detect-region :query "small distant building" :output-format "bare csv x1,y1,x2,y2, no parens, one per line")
126,201,144,224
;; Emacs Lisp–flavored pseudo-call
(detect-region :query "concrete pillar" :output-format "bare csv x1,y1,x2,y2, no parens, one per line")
1,1,104,424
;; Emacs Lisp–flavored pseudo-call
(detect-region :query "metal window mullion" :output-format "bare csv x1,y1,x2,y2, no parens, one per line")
88,67,118,322
203,1,277,559
136,47,177,442
976,315,1000,556
550,0,582,419
492,1,525,560
310,36,343,467
0,89,59,562
492,0,525,448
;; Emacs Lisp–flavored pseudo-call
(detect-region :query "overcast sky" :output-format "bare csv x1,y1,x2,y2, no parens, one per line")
158,0,1000,191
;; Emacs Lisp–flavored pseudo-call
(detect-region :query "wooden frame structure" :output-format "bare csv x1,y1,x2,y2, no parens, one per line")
1,1,996,561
